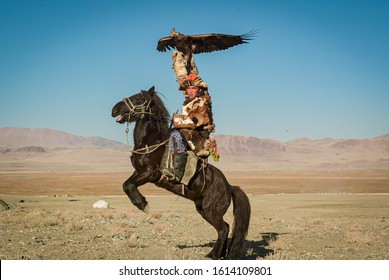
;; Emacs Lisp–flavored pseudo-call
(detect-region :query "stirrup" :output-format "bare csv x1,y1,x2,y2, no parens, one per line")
161,168,175,181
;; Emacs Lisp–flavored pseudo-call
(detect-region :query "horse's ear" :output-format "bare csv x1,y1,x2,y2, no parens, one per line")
147,86,155,96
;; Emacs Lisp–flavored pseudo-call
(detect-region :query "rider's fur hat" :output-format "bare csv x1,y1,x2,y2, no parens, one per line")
181,73,208,90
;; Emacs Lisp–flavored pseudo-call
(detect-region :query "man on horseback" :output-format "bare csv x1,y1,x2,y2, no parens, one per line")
111,30,252,259
160,51,218,184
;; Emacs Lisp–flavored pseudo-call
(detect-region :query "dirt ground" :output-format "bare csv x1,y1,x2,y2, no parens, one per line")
0,170,388,260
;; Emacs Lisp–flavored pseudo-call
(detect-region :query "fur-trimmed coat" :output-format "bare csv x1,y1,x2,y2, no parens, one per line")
173,95,215,132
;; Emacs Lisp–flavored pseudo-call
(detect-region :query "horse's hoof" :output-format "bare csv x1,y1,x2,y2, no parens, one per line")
205,253,217,260
142,203,149,214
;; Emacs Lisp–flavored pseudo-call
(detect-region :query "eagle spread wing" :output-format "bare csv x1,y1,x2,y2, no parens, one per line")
157,29,256,54
157,37,177,52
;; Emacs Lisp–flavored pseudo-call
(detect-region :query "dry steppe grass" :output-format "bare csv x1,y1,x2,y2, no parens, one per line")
0,170,388,260
1,170,388,195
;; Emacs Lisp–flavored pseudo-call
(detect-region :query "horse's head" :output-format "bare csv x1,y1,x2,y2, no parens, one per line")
112,86,156,124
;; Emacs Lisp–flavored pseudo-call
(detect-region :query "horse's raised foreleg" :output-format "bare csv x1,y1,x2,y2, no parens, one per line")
123,170,152,212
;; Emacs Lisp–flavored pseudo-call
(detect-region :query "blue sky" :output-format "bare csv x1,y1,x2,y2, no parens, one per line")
1,0,388,143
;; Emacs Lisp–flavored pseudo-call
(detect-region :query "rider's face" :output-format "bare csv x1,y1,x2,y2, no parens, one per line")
186,86,200,100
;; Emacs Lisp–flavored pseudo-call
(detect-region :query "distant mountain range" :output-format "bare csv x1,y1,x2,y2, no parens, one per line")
0,127,388,171
215,134,389,170
0,127,127,150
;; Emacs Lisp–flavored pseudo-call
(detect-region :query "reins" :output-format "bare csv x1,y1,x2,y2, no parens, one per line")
131,139,169,155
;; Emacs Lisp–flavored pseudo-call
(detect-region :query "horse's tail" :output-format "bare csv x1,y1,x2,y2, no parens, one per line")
228,185,251,259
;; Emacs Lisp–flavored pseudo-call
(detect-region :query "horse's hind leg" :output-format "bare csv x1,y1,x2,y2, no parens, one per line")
195,203,230,259
209,219,229,260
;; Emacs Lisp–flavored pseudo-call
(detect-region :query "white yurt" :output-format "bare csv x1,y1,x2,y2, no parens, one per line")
93,199,109,209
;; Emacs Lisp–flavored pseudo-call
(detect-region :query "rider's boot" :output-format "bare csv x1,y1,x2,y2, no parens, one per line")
160,152,187,184
172,152,187,183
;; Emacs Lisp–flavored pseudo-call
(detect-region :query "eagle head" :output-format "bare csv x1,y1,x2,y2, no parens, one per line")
170,28,180,38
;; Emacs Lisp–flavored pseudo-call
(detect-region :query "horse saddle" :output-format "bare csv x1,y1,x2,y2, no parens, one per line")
181,150,203,186
160,146,205,186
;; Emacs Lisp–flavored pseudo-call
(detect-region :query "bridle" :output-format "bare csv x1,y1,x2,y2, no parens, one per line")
122,96,152,120
122,96,168,155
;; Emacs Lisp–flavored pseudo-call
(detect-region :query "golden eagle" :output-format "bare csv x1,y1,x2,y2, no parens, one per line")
157,28,256,73
157,28,256,54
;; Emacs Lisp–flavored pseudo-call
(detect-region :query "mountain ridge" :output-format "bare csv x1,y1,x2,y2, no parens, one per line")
1,127,388,171
2,127,388,150
0,127,128,150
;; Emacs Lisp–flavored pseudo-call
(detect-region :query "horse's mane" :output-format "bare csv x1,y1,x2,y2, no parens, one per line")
141,90,171,140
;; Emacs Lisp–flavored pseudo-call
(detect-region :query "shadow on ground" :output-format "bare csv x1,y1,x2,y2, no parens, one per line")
242,232,281,259
176,232,283,260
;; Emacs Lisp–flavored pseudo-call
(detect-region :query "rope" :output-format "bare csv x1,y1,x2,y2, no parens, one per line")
200,158,207,193
122,97,152,118
124,122,168,155
130,140,169,155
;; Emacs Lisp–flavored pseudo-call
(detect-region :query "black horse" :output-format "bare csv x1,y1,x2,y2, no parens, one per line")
111,86,251,259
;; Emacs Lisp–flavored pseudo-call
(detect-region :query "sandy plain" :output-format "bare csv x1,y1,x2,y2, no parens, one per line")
0,170,388,260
